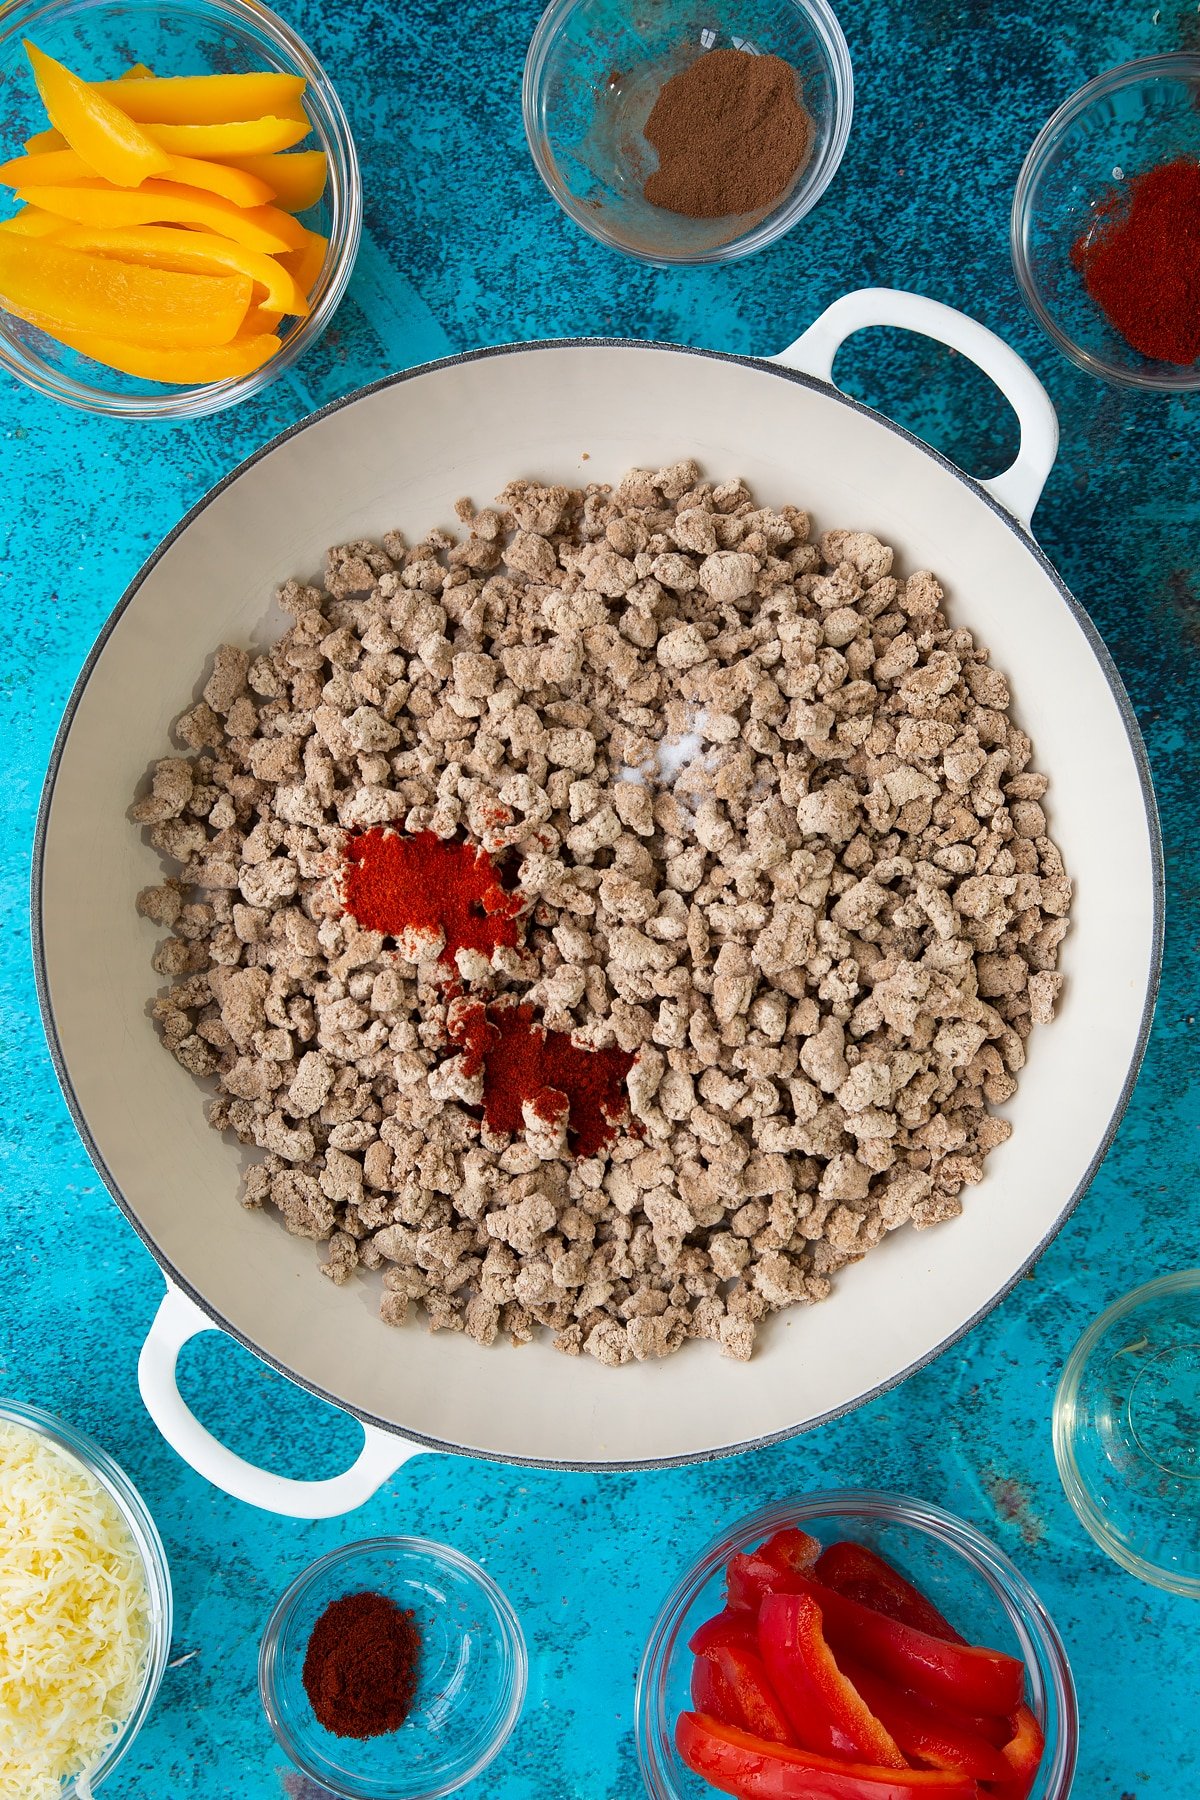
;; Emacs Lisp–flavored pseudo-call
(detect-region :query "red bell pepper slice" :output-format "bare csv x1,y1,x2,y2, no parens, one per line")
728,1549,793,1611
984,1704,1045,1799
692,1650,742,1725
815,1542,965,1644
763,1526,824,1573
837,1657,1010,1783
712,1644,795,1744
675,1713,981,1799
690,1609,758,1657
758,1591,908,1767
825,1684,1008,1751
784,1577,1025,1718
727,1527,821,1611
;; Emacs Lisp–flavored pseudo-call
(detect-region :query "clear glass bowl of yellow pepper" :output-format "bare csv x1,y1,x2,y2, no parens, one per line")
0,0,361,416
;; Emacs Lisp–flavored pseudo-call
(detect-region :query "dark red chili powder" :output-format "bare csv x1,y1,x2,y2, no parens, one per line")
449,999,635,1159
301,1590,421,1740
343,829,524,965
1071,156,1200,367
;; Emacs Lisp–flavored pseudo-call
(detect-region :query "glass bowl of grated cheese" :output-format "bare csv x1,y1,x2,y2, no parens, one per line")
0,1399,172,1800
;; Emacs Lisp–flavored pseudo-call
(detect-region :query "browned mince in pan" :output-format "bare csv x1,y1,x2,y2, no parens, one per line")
132,461,1071,1365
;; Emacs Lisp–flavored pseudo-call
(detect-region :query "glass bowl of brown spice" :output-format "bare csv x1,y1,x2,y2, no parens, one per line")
523,0,853,263
259,1536,527,1799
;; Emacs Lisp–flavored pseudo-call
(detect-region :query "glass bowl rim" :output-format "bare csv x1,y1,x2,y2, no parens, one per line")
635,1486,1078,1800
1053,1265,1200,1597
258,1533,529,1800
0,1396,174,1797
1010,50,1200,392
0,0,363,418
521,0,854,267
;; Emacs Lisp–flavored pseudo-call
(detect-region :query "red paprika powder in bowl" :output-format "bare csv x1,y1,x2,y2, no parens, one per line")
259,1537,527,1799
1012,52,1200,390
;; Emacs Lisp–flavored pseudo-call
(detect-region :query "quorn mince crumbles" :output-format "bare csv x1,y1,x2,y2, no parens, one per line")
133,461,1071,1365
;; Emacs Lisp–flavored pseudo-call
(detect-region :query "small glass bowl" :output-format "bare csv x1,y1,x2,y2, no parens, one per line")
523,0,853,265
259,1537,528,1800
0,1398,173,1797
1011,53,1200,390
636,1490,1077,1800
1055,1269,1200,1597
0,0,361,417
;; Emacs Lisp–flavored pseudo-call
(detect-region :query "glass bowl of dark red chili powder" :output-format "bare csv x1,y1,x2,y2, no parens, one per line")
1013,54,1200,390
523,0,853,264
259,1537,527,1798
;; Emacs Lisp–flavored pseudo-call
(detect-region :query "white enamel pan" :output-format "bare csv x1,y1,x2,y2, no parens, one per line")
33,290,1162,1516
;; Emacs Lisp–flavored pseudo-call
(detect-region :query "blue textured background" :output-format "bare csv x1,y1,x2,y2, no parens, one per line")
2,0,1199,1794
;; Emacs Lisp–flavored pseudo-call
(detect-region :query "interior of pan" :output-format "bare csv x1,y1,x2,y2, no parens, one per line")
35,341,1160,1468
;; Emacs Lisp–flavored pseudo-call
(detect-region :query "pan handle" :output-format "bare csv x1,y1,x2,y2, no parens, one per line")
137,1282,421,1518
773,288,1059,530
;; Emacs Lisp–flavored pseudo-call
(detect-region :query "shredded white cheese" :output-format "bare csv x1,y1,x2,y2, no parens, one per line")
0,1421,152,1800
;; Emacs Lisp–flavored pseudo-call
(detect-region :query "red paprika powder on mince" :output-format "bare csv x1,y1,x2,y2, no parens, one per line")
302,1591,421,1739
450,1000,636,1160
1071,155,1200,367
341,829,637,1157
343,828,523,964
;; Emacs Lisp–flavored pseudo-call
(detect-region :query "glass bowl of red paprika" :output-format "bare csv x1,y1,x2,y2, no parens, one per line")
258,1536,528,1799
1011,53,1200,390
635,1490,1078,1800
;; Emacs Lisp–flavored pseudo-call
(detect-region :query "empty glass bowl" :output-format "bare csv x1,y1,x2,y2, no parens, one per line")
0,1398,173,1798
0,0,361,417
636,1490,1077,1800
1011,54,1200,390
523,0,853,265
1055,1269,1200,1596
259,1537,527,1800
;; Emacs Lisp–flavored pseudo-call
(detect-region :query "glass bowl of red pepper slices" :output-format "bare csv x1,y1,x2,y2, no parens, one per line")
635,1491,1077,1800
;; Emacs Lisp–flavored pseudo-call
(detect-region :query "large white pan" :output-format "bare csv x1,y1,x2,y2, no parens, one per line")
34,290,1162,1517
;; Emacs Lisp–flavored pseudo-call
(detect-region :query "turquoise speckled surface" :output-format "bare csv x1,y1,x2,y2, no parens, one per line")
2,0,1200,1795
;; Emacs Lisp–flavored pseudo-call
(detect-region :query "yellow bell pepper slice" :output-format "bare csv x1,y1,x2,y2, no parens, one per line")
0,234,252,347
224,149,326,212
0,205,65,236
2,147,274,206
243,304,283,334
24,126,65,153
89,72,307,126
49,323,281,383
27,114,310,158
23,41,171,186
23,62,151,155
121,63,155,80
278,226,327,298
51,223,309,314
160,152,273,205
16,181,307,252
2,149,88,184
149,115,311,157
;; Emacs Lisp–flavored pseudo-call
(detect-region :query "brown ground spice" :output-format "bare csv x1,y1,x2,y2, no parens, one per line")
642,48,811,219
